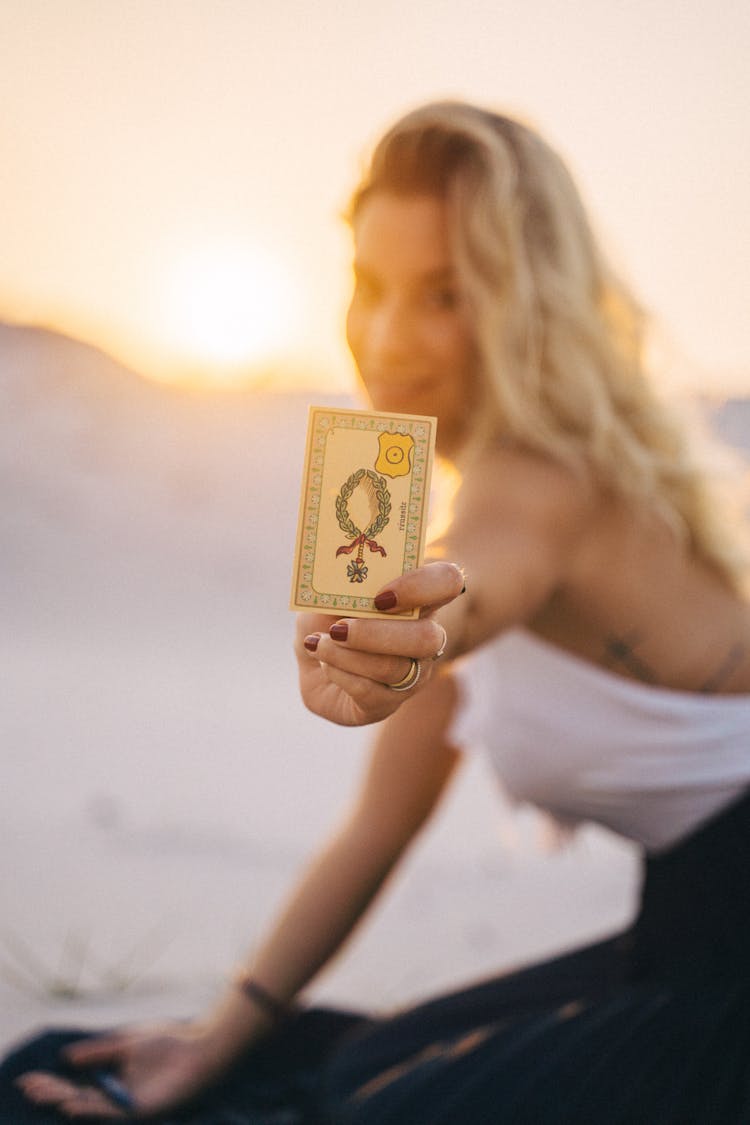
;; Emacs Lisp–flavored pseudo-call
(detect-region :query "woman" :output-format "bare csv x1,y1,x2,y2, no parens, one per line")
6,102,750,1122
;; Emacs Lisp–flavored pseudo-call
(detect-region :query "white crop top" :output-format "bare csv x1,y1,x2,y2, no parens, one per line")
450,629,750,852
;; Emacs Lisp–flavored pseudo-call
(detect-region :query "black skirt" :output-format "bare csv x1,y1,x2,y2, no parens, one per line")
3,788,750,1124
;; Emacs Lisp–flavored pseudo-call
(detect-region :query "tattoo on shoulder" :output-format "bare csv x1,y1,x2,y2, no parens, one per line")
700,644,746,694
602,632,657,684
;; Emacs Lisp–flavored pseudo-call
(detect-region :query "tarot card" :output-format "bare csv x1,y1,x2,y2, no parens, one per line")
290,406,437,619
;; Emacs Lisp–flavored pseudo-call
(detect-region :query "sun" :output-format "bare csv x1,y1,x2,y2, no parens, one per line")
160,241,299,383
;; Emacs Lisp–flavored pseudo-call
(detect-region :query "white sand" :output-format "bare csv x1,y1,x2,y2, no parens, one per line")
3,324,743,1054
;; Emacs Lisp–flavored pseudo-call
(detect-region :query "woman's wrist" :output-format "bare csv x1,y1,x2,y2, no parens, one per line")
233,972,295,1024
196,996,269,1070
197,972,297,1070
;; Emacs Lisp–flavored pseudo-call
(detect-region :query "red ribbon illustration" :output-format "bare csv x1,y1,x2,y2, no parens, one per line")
336,533,387,558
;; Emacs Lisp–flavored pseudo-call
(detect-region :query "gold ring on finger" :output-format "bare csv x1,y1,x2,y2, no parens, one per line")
388,657,422,692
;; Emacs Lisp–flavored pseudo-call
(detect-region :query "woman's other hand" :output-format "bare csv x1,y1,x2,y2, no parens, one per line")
16,1020,232,1119
295,561,464,727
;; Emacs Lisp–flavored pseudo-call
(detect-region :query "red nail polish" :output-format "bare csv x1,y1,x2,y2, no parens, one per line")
304,634,320,652
374,590,397,611
329,622,348,641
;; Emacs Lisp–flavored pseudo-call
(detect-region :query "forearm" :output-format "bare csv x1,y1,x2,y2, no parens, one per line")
199,814,403,1062
250,814,402,998
200,678,459,1065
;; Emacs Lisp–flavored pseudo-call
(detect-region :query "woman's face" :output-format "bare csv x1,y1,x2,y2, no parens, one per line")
346,192,477,455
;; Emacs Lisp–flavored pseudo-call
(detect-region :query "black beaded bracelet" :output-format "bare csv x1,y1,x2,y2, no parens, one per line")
235,973,291,1022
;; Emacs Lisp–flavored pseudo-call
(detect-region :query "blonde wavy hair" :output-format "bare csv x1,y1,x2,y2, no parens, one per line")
349,101,747,590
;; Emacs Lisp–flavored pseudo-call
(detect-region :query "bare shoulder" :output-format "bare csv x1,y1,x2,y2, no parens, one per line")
433,446,599,646
448,444,597,546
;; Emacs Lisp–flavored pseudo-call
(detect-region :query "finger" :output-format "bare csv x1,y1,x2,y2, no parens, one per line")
318,616,448,660
63,1035,129,1067
295,612,340,647
17,1073,124,1118
64,1086,125,1118
320,664,420,722
17,1072,76,1101
64,1085,125,1119
373,561,465,615
310,641,420,688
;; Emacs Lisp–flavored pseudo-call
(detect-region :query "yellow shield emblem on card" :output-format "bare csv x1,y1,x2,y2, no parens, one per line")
375,433,414,478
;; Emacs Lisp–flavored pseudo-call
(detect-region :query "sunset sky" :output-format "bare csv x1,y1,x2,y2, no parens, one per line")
1,0,748,394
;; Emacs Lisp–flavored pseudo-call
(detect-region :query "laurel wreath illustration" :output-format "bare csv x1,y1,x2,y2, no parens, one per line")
335,469,392,582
